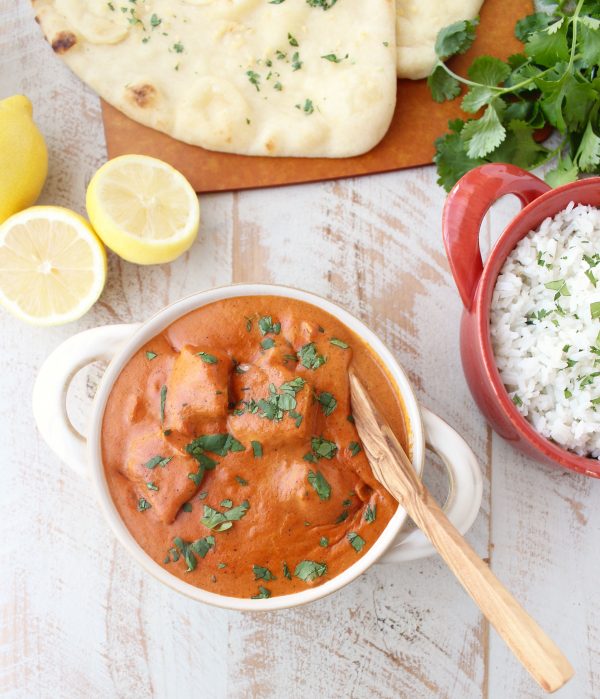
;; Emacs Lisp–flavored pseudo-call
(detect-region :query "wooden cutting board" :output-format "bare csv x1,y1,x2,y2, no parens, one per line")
102,0,529,193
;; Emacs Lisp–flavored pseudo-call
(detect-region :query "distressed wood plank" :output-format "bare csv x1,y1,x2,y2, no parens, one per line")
3,0,596,698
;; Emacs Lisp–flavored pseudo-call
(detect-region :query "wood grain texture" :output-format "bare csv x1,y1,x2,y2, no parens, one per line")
1,2,598,698
350,373,573,693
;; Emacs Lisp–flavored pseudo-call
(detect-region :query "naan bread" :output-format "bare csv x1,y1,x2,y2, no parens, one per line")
396,0,484,79
32,0,397,157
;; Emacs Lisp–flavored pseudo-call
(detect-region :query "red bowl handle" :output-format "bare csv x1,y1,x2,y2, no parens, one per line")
442,164,550,310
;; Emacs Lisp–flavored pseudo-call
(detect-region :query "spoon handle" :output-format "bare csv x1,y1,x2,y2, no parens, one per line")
350,375,573,693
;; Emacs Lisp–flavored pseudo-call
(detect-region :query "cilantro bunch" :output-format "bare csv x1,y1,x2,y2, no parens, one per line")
428,0,600,191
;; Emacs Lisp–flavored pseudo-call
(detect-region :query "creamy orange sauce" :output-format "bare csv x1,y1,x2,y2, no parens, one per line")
102,296,409,599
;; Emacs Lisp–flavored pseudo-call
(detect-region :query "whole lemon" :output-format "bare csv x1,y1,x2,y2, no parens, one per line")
0,95,48,224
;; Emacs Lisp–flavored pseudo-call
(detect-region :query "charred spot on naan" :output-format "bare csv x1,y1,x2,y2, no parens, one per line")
127,83,159,109
48,29,76,53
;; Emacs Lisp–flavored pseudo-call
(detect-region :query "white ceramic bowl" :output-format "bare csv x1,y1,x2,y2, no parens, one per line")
33,284,482,611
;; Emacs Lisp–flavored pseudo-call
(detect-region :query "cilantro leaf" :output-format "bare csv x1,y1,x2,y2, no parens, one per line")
433,128,486,192
525,19,569,66
253,565,276,581
461,106,507,158
434,18,479,60
545,155,579,187
307,469,331,500
364,504,376,523
579,22,600,68
294,560,327,582
427,65,461,103
515,12,555,41
297,342,326,369
563,79,597,132
201,500,249,531
577,117,600,172
488,120,548,170
347,532,366,552
251,586,271,599
467,55,511,85
197,351,218,364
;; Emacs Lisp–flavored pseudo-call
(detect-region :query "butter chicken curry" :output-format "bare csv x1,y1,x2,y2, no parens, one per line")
102,296,409,599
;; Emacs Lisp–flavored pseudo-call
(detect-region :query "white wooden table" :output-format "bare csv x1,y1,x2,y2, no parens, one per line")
2,2,599,697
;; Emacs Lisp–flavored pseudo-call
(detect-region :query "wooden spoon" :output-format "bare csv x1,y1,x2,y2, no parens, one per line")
349,372,574,694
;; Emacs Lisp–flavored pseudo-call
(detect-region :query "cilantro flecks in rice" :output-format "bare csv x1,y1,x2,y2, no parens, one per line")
491,203,600,458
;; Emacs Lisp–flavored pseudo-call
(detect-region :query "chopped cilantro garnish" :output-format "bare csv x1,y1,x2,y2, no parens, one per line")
170,535,215,572
349,441,361,456
307,469,331,500
235,475,249,486
261,337,276,350
306,0,337,9
294,560,327,582
258,315,281,335
330,338,349,349
308,436,338,460
182,502,192,513
320,537,329,547
544,279,570,299
187,433,245,458
144,455,172,470
253,565,276,581
137,498,152,512
145,351,157,360
160,385,167,424
251,586,271,599
347,532,365,552
287,32,298,47
297,342,326,369
283,562,292,579
291,51,302,71
146,482,158,491
317,391,337,416
512,394,523,407
335,509,349,524
197,351,218,364
201,500,249,531
246,70,260,91
364,504,376,523
251,440,263,458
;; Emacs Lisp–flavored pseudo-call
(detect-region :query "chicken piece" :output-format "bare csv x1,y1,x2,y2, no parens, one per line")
280,317,321,349
300,338,353,419
228,355,317,449
126,429,200,524
163,345,231,435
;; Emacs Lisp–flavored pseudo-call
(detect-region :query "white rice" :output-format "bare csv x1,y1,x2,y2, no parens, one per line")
491,202,600,458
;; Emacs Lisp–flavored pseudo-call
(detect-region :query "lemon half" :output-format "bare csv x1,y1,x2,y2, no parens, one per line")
0,206,106,326
86,155,200,265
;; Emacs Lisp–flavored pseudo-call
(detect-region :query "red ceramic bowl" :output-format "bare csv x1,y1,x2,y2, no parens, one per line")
443,163,600,478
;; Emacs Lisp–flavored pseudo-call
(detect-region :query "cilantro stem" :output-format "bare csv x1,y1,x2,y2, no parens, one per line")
435,0,585,98
436,60,555,95
567,0,585,75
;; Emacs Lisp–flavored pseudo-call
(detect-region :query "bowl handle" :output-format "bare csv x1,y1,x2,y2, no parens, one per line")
32,324,140,479
379,408,483,564
442,163,550,311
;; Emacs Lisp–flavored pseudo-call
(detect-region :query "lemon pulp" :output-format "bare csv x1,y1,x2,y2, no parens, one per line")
0,206,106,326
86,155,200,265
